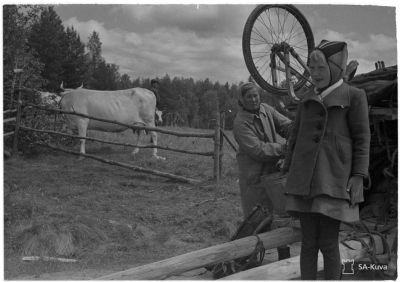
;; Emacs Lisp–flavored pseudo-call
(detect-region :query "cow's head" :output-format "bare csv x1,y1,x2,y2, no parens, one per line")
155,109,163,125
39,91,61,107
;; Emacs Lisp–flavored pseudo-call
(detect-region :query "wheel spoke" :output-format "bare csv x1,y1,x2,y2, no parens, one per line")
264,9,279,43
286,13,298,42
252,25,274,46
255,13,276,43
243,5,314,95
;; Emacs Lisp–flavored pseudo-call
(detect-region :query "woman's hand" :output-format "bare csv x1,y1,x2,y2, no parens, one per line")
347,175,364,207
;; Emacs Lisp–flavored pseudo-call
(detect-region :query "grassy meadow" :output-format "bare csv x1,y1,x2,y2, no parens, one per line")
4,126,244,279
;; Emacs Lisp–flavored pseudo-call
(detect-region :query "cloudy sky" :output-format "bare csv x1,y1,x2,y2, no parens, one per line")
52,3,397,85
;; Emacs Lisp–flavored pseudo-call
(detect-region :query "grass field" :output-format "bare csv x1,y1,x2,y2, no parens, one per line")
4,126,244,279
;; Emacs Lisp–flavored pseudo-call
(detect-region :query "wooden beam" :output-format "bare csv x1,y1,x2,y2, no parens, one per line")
3,109,17,115
221,254,319,280
221,232,393,280
221,129,238,152
96,227,301,280
3,117,16,123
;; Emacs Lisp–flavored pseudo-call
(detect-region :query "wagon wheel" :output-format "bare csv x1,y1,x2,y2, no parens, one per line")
242,5,315,96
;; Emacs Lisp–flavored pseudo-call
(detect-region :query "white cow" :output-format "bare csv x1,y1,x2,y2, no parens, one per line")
60,87,165,160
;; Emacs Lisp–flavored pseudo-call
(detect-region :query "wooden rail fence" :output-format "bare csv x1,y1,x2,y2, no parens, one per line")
4,108,18,158
8,94,238,184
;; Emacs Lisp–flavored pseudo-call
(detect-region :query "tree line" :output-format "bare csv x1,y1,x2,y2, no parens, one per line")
4,5,284,130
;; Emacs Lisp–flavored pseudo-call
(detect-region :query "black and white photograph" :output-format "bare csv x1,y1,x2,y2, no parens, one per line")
3,2,398,280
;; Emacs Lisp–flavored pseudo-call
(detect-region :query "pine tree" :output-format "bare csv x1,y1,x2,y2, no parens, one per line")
62,26,87,88
28,6,66,91
118,74,132,89
85,31,102,88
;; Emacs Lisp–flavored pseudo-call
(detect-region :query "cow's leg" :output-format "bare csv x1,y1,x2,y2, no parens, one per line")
150,131,166,161
77,118,89,160
131,129,142,157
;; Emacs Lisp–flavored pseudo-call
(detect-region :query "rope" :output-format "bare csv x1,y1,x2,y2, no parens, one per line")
210,234,265,278
340,220,391,266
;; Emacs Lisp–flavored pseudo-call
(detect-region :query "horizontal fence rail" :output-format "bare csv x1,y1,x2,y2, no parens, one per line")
4,107,17,140
3,109,17,115
20,126,214,157
35,142,201,184
25,103,215,138
4,117,16,123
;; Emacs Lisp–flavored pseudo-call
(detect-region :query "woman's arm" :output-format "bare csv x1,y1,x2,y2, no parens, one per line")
271,107,293,139
233,119,284,162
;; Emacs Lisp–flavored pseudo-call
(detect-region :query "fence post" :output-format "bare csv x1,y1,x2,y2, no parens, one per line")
219,111,225,178
12,69,23,156
213,111,220,183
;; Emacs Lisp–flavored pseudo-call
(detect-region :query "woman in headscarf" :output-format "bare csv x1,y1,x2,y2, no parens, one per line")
233,82,292,220
283,40,370,280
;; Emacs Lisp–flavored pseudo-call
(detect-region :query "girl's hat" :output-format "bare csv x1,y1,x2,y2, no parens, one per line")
314,40,348,84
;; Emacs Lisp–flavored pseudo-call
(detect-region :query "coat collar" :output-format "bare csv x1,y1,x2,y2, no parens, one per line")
303,83,350,108
237,103,268,121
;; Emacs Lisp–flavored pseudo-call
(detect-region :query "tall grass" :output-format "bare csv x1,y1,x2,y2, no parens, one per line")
86,125,238,180
4,125,242,278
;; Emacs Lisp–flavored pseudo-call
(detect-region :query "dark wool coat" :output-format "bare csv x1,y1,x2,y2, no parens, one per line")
233,103,292,217
284,82,370,201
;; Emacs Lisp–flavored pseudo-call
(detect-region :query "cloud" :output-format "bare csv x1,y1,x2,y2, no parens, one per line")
61,15,248,83
110,4,254,38
63,17,106,43
314,29,397,73
61,5,396,84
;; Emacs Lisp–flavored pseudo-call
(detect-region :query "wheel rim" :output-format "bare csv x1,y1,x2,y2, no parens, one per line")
243,5,314,95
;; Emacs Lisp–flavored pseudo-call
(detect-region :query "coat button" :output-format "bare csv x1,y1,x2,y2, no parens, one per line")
316,123,323,130
319,111,324,117
313,136,320,143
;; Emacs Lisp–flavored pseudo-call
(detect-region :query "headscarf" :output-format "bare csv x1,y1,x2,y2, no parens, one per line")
314,40,348,86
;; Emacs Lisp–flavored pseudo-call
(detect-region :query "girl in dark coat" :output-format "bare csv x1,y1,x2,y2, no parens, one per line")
283,40,370,279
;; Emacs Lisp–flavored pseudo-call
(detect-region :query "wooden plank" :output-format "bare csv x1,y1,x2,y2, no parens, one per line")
221,233,392,280
13,81,23,154
221,129,238,152
370,107,397,120
3,109,17,114
96,227,301,280
221,254,320,280
3,117,16,123
214,110,220,182
22,256,77,263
